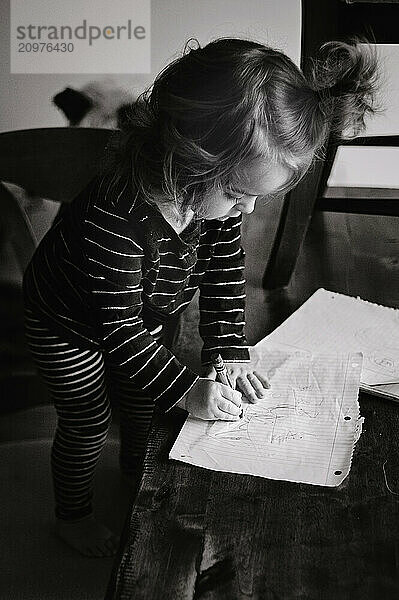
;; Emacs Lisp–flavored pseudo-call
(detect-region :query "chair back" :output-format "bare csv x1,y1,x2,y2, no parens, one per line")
0,127,116,388
0,127,114,202
0,127,115,274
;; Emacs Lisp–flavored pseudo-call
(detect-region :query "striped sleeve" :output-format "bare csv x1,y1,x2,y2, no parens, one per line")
198,215,250,365
83,205,199,413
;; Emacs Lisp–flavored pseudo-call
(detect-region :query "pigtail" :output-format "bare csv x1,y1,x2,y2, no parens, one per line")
310,39,380,139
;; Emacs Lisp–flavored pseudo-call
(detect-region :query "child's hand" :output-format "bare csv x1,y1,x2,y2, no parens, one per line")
203,363,269,404
182,378,242,421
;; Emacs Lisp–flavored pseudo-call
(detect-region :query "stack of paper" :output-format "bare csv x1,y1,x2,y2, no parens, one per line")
262,289,399,401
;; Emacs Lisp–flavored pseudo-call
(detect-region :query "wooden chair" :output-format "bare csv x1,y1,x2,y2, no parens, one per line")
0,127,114,274
262,0,399,290
0,127,113,409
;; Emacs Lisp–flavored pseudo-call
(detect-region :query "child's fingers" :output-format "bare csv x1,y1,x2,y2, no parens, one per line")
236,375,259,404
214,406,241,421
216,412,240,421
253,370,270,389
246,372,268,398
218,384,242,406
217,397,242,417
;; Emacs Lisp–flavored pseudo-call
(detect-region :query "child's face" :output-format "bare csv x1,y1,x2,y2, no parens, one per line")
200,159,292,221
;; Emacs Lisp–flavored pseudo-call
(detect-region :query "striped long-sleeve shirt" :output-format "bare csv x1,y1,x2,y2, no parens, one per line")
23,169,250,412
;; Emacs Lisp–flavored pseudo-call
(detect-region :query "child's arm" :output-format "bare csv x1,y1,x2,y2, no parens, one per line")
87,238,241,420
83,205,199,414
199,215,269,403
198,214,250,365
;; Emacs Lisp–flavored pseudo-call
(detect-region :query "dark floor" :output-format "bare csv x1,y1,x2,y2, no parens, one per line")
1,198,398,599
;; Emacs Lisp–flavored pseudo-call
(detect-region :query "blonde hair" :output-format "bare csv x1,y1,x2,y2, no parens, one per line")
105,36,379,217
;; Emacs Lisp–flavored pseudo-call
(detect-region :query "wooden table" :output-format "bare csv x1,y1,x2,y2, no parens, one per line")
106,394,399,600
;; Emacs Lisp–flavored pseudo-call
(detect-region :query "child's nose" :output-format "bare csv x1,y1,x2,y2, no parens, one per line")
238,197,256,214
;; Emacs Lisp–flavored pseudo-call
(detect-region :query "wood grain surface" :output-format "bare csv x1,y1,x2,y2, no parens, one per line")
107,393,399,600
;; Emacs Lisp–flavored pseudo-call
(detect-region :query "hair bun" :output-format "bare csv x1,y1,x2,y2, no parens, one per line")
311,38,379,138
316,80,347,101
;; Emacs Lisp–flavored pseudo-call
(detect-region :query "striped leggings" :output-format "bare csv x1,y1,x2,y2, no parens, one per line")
24,306,165,521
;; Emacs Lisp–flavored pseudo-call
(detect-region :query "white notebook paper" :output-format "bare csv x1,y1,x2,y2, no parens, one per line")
170,348,364,487
262,288,399,401
170,289,398,485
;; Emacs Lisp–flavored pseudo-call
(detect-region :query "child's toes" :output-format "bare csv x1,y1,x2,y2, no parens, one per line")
55,515,119,557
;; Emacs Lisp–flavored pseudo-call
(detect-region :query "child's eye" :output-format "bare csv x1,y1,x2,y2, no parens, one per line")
225,190,245,202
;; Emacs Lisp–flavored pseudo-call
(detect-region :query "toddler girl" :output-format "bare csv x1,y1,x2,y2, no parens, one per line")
23,37,378,557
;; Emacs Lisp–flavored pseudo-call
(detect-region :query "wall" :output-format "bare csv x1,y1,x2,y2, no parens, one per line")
1,1,397,186
329,44,399,189
0,0,301,132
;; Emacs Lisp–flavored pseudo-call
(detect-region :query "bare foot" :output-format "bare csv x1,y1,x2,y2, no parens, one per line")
55,515,120,557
